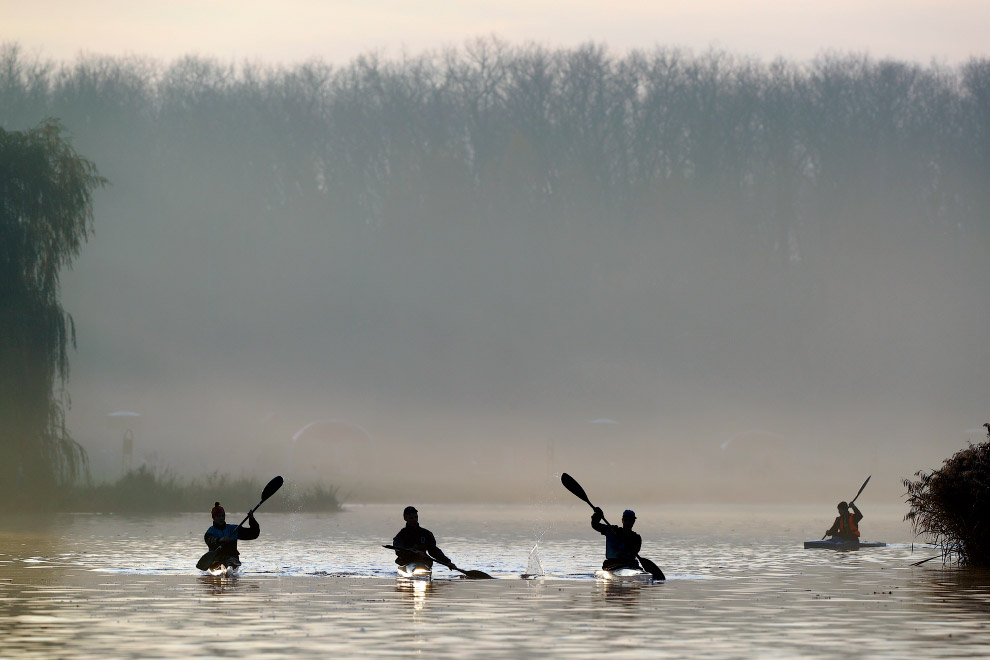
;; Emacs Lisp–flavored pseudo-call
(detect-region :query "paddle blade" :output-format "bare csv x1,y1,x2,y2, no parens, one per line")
260,475,284,503
196,549,219,571
463,569,494,579
638,555,665,581
850,475,871,504
561,473,592,506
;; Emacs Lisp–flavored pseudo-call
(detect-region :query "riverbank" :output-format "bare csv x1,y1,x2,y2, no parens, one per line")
55,466,340,513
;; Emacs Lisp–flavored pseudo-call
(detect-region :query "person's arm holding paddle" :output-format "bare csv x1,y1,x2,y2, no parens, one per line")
419,527,457,571
426,541,457,572
205,528,221,549
629,527,643,557
237,511,260,540
389,541,454,569
591,507,610,534
850,502,863,527
824,515,841,539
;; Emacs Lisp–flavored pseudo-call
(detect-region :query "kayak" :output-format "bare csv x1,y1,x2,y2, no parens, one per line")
206,560,240,577
804,539,887,550
397,561,432,579
595,566,655,582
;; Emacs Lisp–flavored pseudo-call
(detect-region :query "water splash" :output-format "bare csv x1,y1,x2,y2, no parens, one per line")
521,543,545,578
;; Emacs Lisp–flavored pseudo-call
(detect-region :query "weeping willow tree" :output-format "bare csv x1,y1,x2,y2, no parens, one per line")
0,118,106,509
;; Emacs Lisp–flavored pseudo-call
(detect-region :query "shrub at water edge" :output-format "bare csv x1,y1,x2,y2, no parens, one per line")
59,466,341,513
903,424,990,567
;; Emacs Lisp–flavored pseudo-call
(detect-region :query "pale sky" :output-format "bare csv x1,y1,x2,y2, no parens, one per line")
2,0,987,66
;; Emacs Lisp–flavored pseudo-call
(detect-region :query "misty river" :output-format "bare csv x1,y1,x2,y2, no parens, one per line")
2,504,988,658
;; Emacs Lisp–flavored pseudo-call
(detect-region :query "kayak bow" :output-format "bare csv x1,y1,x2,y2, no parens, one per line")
396,561,433,579
595,566,655,582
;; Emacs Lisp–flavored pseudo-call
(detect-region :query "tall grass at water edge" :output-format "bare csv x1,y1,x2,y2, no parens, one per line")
57,466,340,513
904,424,990,567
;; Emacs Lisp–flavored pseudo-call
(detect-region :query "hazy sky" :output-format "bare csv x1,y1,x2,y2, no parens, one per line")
4,0,988,65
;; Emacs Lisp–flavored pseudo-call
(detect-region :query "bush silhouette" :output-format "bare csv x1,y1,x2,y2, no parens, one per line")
903,424,990,567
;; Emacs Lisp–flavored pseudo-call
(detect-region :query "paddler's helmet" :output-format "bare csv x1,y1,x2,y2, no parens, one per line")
622,509,636,520
837,501,848,512
211,502,225,519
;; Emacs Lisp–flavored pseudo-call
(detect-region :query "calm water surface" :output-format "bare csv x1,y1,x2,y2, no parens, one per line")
1,504,988,658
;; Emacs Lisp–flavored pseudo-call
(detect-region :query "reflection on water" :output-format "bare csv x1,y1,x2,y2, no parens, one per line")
1,505,988,658
914,568,990,620
396,576,434,610
595,577,653,609
196,573,263,596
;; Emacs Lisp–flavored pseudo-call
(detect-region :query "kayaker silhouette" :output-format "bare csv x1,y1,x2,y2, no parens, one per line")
824,501,863,543
391,506,457,572
204,501,260,570
592,507,642,571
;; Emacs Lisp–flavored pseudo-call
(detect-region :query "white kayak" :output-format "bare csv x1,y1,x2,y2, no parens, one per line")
804,539,887,550
206,561,240,577
595,566,655,582
397,561,432,579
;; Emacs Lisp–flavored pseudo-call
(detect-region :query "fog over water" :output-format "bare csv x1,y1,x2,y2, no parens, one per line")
2,42,987,504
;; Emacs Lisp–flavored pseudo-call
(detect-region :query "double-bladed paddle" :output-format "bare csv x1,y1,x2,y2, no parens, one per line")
560,472,665,581
196,475,284,571
822,475,871,540
383,544,493,579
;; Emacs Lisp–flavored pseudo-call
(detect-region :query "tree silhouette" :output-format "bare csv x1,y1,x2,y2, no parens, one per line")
0,42,986,462
0,118,106,508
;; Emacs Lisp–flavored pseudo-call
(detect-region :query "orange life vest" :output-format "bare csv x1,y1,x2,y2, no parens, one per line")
838,513,860,537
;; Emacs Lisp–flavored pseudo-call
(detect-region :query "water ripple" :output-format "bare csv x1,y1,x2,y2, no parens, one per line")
1,505,988,658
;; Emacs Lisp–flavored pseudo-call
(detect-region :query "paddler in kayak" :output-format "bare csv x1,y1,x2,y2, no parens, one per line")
204,501,260,569
391,506,458,572
824,501,863,543
591,507,642,571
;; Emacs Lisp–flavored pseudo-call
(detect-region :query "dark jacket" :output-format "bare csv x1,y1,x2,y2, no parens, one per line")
592,514,641,570
392,525,452,567
204,515,260,562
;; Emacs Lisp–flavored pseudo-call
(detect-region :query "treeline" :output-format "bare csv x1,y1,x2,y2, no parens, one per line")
1,39,988,449
2,40,987,247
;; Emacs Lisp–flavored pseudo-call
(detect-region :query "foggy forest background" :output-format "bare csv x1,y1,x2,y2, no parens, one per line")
2,40,987,504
